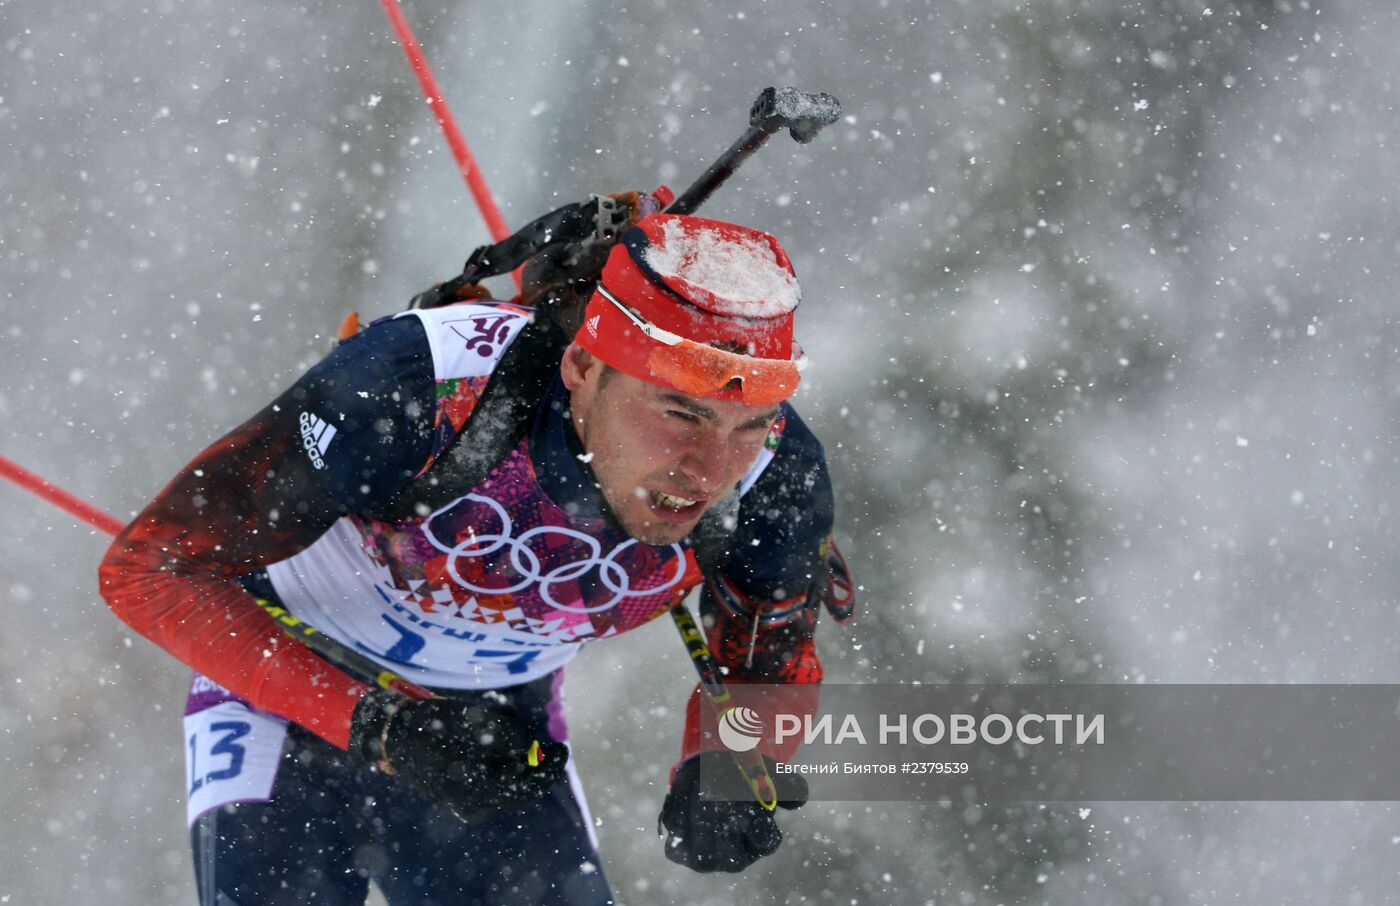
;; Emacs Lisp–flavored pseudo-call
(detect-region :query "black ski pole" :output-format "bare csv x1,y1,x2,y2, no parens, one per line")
253,598,555,767
658,85,840,812
665,86,842,216
90,530,551,765
250,597,436,702
669,601,779,810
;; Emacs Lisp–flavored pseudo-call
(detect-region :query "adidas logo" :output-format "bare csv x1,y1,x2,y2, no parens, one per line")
298,412,337,470
586,314,600,337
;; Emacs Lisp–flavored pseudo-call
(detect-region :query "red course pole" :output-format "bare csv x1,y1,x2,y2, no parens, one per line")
0,3,536,710
377,0,521,286
0,455,127,537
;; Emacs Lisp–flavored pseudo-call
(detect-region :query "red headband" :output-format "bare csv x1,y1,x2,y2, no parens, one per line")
575,215,803,405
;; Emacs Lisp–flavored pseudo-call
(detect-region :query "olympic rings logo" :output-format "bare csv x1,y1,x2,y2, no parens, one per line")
420,493,686,614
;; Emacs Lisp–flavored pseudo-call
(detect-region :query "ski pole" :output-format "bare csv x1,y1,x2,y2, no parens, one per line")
661,89,839,808
669,601,779,811
250,596,436,701
665,86,841,217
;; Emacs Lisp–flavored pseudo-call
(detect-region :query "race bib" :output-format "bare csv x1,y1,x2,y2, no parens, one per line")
183,676,288,826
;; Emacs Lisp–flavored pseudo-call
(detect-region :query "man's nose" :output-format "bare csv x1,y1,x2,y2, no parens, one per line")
675,433,731,496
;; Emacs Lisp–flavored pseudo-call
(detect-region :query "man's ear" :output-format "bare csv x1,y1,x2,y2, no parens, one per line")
560,342,600,391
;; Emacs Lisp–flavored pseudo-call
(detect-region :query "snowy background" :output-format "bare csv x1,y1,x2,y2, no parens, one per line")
4,0,1400,902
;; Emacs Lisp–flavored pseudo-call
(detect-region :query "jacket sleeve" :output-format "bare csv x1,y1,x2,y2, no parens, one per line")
98,316,436,749
678,405,836,766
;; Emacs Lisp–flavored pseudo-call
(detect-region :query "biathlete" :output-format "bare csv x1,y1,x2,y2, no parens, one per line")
100,191,852,905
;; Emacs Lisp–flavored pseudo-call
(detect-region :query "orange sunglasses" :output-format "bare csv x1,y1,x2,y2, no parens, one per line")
594,284,804,408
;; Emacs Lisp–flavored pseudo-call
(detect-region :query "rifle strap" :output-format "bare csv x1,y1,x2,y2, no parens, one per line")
372,314,568,523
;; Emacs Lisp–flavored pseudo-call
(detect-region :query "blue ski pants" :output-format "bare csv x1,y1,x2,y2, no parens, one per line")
189,679,614,906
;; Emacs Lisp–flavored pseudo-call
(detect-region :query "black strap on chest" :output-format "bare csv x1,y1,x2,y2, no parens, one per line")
372,314,567,524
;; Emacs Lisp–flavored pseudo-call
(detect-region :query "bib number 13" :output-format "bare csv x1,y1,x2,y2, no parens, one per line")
183,698,286,826
188,720,251,795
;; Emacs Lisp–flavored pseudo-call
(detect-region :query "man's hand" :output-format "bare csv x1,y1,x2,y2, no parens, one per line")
658,751,809,873
349,689,569,822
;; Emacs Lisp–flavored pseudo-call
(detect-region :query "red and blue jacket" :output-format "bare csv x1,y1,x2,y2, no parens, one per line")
99,302,836,764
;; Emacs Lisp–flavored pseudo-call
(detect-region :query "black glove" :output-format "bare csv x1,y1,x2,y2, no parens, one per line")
349,689,569,822
658,751,809,873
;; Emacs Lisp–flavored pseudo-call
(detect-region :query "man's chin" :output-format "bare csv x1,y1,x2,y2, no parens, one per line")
621,520,700,546
616,506,705,546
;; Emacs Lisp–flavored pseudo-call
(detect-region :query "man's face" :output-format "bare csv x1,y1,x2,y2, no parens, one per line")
561,343,781,545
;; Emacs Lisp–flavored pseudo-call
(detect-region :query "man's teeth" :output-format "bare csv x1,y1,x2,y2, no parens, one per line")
653,491,698,510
